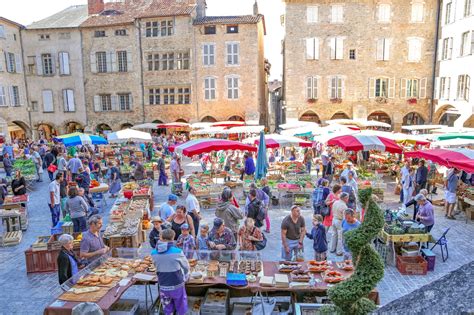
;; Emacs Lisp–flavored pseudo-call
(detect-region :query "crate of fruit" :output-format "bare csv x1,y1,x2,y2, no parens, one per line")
396,255,427,275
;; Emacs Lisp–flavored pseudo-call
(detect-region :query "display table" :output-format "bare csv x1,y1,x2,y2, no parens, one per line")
380,230,431,265
89,183,109,194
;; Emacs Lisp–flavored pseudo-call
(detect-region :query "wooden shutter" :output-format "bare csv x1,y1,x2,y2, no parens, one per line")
35,55,43,76
388,78,395,98
376,39,384,60
90,53,97,73
15,54,22,73
313,77,319,98
59,52,70,75
94,95,101,112
419,78,427,98
306,38,314,60
306,77,313,98
0,86,5,106
384,39,391,60
109,52,115,72
400,79,407,98
8,86,14,106
335,38,344,59
328,77,333,99
340,78,345,98
66,90,75,112
50,55,56,75
446,77,451,100
434,77,440,100
126,50,133,71
111,95,118,111
448,38,453,59
129,94,133,109
42,90,53,112
368,78,376,98
330,38,336,59
0,52,3,72
314,38,320,59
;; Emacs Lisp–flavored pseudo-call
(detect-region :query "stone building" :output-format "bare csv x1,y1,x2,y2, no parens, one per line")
0,17,30,141
23,5,89,139
283,0,438,130
434,0,474,127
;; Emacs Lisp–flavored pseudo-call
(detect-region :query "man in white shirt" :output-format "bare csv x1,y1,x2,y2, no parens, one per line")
31,147,43,182
185,187,201,236
340,162,358,181
48,173,63,227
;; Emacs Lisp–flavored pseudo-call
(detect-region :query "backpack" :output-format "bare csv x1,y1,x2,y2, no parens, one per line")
251,227,267,250
248,199,264,227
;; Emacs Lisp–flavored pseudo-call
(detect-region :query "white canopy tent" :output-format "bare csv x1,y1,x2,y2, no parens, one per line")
279,121,319,130
107,128,153,143
132,123,159,130
430,138,474,148
326,119,391,129
190,127,226,135
401,125,444,132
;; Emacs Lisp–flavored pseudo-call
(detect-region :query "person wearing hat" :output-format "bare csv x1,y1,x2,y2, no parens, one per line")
340,161,357,182
176,223,195,257
149,216,163,249
159,194,178,221
208,218,236,250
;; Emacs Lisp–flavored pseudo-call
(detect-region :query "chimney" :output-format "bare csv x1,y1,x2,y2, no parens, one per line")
253,0,259,16
88,0,105,15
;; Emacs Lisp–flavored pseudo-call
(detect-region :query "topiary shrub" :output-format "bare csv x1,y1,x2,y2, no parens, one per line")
327,187,385,315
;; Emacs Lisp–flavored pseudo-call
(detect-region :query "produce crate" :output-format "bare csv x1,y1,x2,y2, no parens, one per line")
106,233,141,257
396,255,427,275
24,248,60,273
32,236,51,251
61,222,74,235
110,298,139,315
1,231,22,246
201,288,229,315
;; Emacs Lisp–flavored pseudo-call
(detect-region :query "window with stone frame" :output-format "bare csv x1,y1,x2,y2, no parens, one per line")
94,30,106,38
163,88,175,105
227,76,239,99
376,38,391,61
306,76,318,99
349,49,356,60
330,37,344,60
0,86,6,106
204,25,216,35
149,88,160,105
411,2,424,23
118,93,132,110
203,44,215,66
145,21,159,37
457,75,471,101
100,94,112,111
204,77,216,100
6,52,16,73
445,1,453,24
177,87,190,104
441,37,453,60
465,0,473,16
375,78,389,97
439,77,451,100
117,50,128,72
96,51,107,73
307,6,319,23
147,54,159,71
42,53,54,75
226,42,239,65
0,25,5,38
161,20,174,36
226,25,239,33
115,29,127,36
176,52,190,70
461,31,472,56
330,76,343,99
330,5,344,23
10,86,20,106
407,38,422,62
161,53,174,70
378,3,391,23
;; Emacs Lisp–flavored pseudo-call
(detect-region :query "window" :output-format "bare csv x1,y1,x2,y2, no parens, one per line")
96,52,107,73
10,86,20,106
118,93,132,110
6,52,16,73
0,86,5,106
161,53,174,70
227,76,239,99
0,25,5,38
31,101,38,112
163,88,175,105
378,4,391,23
145,21,159,37
369,78,395,98
226,42,239,65
411,2,424,22
145,20,173,37
439,77,451,100
59,52,70,75
441,37,453,59
63,89,75,112
117,51,128,72
39,34,50,40
408,38,422,62
161,20,174,36
203,44,215,66
100,94,112,111
115,29,127,36
204,77,216,100
457,75,471,101
331,5,344,23
59,32,71,40
330,76,343,99
461,31,472,56
226,25,239,33
177,88,190,104
306,77,318,99
307,6,319,23
349,49,356,60
27,56,35,74
147,54,160,71
176,52,190,70
42,53,54,75
330,37,344,60
376,38,391,61
149,88,160,105
305,38,319,60
465,0,473,16
445,2,452,24
401,78,427,98
375,78,389,97
204,26,216,35
406,79,419,97
94,30,106,38
42,90,54,112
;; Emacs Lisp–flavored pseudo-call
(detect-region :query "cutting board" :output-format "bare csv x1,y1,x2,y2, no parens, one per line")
59,287,110,302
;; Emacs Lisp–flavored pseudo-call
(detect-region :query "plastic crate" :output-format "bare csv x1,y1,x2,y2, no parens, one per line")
421,248,436,271
396,255,428,275
25,248,60,273
110,299,139,315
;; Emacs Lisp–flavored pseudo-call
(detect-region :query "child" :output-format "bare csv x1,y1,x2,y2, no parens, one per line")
148,216,163,249
196,224,209,250
176,224,195,257
306,214,328,261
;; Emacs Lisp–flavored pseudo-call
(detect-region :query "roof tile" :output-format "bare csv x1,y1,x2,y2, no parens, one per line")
193,15,262,25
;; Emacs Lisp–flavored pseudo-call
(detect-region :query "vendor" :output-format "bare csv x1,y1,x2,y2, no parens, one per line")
11,169,27,196
80,215,109,264
133,157,146,180
57,234,81,285
340,162,357,180
405,189,430,220
208,217,237,250
414,193,434,232
240,153,255,180
149,216,163,249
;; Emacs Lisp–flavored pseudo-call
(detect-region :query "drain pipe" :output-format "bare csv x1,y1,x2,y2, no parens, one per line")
430,0,441,123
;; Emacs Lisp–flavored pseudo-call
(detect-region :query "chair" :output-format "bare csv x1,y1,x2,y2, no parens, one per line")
430,227,450,262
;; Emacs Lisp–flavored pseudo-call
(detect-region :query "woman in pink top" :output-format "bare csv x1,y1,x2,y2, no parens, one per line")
323,184,342,230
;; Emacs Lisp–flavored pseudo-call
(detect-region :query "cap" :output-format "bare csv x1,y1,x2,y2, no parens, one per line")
151,216,163,223
181,223,190,230
168,194,178,201
213,217,224,228
161,222,172,230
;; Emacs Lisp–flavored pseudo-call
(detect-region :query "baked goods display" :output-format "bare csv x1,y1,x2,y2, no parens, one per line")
290,270,311,282
205,290,228,303
323,270,344,283
278,262,301,273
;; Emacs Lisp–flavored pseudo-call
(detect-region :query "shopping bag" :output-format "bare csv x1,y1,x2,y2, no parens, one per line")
47,164,58,173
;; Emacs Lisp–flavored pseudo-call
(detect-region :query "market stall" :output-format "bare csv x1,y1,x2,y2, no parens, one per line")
106,129,153,144
171,139,257,157
54,133,108,147
243,133,312,149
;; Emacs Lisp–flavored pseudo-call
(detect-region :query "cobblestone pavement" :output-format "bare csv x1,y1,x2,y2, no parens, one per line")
0,159,473,314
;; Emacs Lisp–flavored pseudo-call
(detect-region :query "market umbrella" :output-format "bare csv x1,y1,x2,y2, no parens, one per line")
328,134,402,153
433,133,474,141
132,123,160,130
362,130,430,146
155,122,190,129
54,132,108,147
107,129,152,143
255,131,268,180
244,133,312,148
210,121,245,128
405,148,474,173
170,138,257,157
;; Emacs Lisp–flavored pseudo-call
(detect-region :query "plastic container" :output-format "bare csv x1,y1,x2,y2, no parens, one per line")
401,247,419,257
421,248,436,271
123,190,133,199
110,299,139,315
396,255,428,275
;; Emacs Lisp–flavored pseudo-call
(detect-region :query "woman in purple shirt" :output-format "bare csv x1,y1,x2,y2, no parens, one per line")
414,194,434,232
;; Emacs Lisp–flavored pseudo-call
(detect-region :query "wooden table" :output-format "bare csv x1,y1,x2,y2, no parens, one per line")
380,231,431,265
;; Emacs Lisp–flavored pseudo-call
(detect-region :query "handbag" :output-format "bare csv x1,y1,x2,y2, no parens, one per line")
252,291,276,315
251,227,267,250
47,164,58,173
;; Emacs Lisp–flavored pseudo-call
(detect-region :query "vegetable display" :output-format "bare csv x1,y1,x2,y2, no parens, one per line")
13,159,36,176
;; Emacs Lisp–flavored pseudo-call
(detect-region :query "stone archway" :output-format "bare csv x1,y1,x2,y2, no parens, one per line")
368,111,392,125
228,115,245,121
299,110,321,123
9,121,30,140
331,112,351,120
176,118,188,123
96,123,112,135
120,123,133,130
37,123,57,140
201,116,218,123
64,121,84,134
463,115,474,128
403,112,426,125
434,105,459,127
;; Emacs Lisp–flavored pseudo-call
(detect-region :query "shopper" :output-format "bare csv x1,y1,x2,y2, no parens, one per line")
341,176,356,210
108,162,122,198
208,218,237,250
325,156,336,184
57,234,82,285
65,186,89,233
260,178,272,233
176,223,195,256
215,188,244,238
341,209,361,260
238,217,264,251
405,189,430,220
402,168,415,205
415,160,428,193
427,160,438,194
57,152,68,179
157,153,167,186
159,194,178,221
303,148,313,174
281,205,306,260
44,149,56,181
168,205,195,240
240,153,255,180
149,216,163,249
444,168,460,220
340,162,358,180
11,170,26,196
67,154,83,181
330,192,349,256
312,179,330,216
323,184,341,231
246,189,265,228
133,158,146,181
415,194,435,232
185,187,201,236
152,229,190,315
80,215,109,264
48,172,63,227
31,147,43,182
3,152,13,177
196,224,209,250
306,214,327,261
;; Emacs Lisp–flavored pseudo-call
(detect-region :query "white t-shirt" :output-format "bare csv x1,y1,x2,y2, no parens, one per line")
186,194,200,215
49,180,60,205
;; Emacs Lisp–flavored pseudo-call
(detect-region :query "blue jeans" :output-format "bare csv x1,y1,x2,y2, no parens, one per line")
72,216,87,232
158,170,167,185
281,239,300,260
49,204,60,227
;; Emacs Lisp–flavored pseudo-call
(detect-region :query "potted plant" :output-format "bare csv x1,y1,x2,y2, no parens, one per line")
330,98,342,104
307,98,317,104
407,98,418,104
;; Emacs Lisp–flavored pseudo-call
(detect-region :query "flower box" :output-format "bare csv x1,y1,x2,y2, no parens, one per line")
330,98,342,104
407,98,418,104
307,98,317,104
